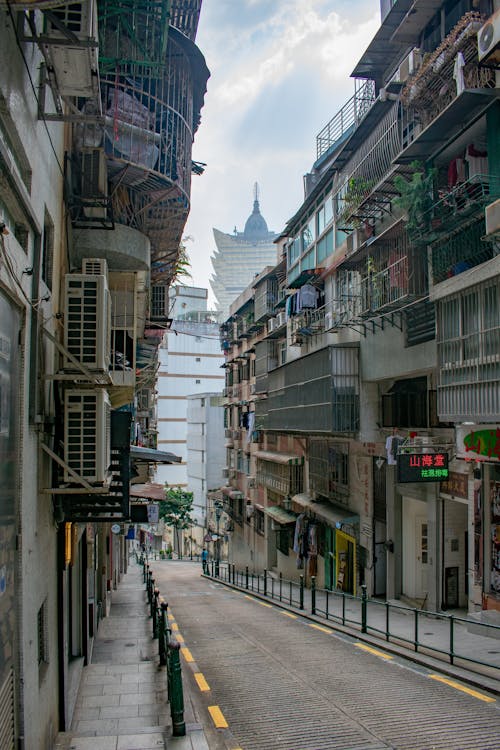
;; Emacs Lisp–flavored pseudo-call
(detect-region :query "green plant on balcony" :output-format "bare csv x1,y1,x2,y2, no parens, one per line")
393,162,437,241
338,177,374,229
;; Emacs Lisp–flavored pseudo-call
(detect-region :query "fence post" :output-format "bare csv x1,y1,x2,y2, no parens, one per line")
449,615,454,665
361,584,367,634
311,576,316,615
153,588,159,638
279,572,282,602
144,562,148,585
168,642,186,736
211,559,214,577
149,578,156,618
159,602,168,666
300,575,304,610
264,569,267,597
245,566,249,589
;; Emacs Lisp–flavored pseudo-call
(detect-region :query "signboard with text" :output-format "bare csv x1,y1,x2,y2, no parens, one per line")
397,452,449,483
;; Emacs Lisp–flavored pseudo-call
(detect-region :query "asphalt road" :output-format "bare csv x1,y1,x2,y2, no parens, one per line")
153,561,500,750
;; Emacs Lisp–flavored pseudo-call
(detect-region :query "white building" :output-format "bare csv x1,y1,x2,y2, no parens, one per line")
155,286,225,487
186,392,226,525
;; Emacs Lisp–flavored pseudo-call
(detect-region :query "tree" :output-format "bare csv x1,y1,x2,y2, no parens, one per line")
158,486,194,559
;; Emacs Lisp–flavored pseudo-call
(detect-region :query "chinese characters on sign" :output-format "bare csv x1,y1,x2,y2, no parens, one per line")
397,452,449,483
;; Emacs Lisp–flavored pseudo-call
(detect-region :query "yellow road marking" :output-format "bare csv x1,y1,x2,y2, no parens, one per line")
208,705,228,728
258,600,272,608
309,624,332,634
281,611,297,619
180,647,194,662
168,614,175,621
355,643,393,660
176,636,184,644
429,674,496,702
171,623,179,631
194,672,210,691
244,595,254,601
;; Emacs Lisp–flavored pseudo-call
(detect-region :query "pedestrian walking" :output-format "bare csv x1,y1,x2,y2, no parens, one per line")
201,548,209,574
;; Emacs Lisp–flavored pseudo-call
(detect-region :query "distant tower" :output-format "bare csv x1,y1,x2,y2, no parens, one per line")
210,184,277,318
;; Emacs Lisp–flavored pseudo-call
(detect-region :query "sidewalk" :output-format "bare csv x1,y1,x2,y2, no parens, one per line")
54,558,211,750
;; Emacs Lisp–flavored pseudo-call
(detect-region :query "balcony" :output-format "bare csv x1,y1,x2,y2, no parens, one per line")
316,79,376,162
289,306,326,345
359,249,428,316
396,12,498,164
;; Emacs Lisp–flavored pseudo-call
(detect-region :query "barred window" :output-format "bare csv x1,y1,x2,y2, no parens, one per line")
38,600,48,670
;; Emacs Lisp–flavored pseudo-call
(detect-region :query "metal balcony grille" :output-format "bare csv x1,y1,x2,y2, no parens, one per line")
431,218,493,285
309,439,349,505
316,79,376,161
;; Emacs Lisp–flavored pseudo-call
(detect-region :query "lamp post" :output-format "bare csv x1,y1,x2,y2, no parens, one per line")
214,499,223,577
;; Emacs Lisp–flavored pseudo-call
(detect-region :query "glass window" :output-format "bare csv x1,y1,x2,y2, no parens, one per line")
301,248,315,271
301,217,315,250
317,228,333,262
288,236,301,267
317,196,333,236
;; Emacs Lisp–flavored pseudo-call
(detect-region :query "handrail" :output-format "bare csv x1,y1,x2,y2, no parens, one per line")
205,561,500,680
316,80,376,160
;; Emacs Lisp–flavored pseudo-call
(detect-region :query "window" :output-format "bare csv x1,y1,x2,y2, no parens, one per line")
288,236,301,267
309,439,349,502
196,357,201,362
382,377,430,428
255,509,265,535
317,228,333,263
317,196,333,235
195,379,201,384
301,217,315,250
42,210,54,290
276,527,291,556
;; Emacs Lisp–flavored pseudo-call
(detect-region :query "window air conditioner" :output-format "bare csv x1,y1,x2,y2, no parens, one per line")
276,311,287,328
478,10,500,67
64,272,111,372
268,317,277,332
64,389,111,483
391,48,422,84
45,0,99,97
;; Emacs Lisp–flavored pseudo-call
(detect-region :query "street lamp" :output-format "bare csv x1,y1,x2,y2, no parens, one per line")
214,499,223,577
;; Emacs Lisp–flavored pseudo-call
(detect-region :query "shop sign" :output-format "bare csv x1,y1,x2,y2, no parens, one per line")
397,453,449,483
456,425,500,462
440,471,468,499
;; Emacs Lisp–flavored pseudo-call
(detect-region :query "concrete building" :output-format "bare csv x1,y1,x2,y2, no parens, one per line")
220,0,500,624
155,286,225,488
0,1,209,746
210,184,278,318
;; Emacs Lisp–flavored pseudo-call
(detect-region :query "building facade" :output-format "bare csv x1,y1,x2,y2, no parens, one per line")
210,185,278,319
155,286,225,488
0,1,209,747
220,0,500,622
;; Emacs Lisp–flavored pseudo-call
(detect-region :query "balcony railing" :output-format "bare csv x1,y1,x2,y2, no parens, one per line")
316,79,376,161
360,251,427,315
290,306,326,340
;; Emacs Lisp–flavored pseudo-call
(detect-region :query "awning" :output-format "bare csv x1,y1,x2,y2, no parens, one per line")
255,450,304,466
130,483,166,501
130,445,182,463
292,493,358,529
287,268,325,289
264,506,297,525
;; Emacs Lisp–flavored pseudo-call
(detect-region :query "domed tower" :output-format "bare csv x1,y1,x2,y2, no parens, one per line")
210,183,277,318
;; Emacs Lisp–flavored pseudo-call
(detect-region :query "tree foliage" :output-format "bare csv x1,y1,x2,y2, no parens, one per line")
393,161,437,239
158,486,194,529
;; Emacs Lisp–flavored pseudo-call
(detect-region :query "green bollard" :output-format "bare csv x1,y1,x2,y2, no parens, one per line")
153,588,159,638
149,578,155,617
264,569,267,597
159,602,168,665
245,566,249,589
361,584,367,633
311,576,316,615
168,642,186,736
300,574,304,610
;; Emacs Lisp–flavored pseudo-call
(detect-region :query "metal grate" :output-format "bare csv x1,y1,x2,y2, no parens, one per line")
0,669,15,750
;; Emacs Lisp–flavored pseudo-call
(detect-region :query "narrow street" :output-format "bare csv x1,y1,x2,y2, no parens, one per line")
154,561,500,750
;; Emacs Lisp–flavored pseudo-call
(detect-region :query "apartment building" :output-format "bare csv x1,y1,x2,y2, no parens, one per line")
221,0,500,621
0,1,209,746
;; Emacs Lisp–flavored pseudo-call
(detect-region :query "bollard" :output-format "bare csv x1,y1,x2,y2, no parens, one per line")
311,576,316,615
159,602,168,665
153,588,159,638
279,571,282,602
143,562,148,584
149,577,155,617
264,569,267,597
299,574,304,610
168,642,186,736
245,566,249,589
361,584,367,633
211,560,214,577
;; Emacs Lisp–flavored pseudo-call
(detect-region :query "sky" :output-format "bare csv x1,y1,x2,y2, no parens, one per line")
183,0,381,307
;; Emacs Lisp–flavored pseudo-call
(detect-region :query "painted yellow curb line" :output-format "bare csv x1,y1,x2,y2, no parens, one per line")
309,623,332,634
281,611,297,618
355,643,393,660
194,672,210,692
429,674,496,702
258,601,272,608
180,647,194,662
171,623,179,631
168,613,175,621
208,705,228,728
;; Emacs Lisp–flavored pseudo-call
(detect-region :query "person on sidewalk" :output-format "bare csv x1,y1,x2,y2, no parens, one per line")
201,548,209,574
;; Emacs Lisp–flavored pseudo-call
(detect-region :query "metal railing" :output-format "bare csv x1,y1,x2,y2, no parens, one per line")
316,79,376,161
204,562,500,679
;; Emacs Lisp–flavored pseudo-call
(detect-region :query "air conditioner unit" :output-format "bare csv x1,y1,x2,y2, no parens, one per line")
268,317,277,332
478,10,500,67
391,48,422,84
64,272,111,372
79,149,108,220
44,0,99,97
276,311,287,327
64,389,111,483
82,257,108,276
